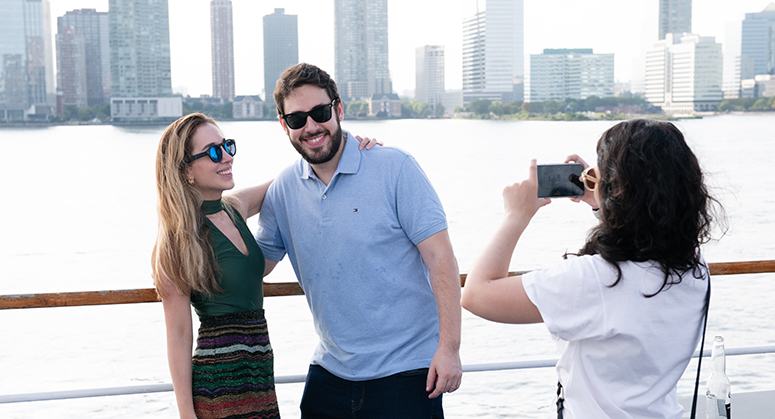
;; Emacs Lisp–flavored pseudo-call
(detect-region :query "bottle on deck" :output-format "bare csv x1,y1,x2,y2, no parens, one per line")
705,336,732,419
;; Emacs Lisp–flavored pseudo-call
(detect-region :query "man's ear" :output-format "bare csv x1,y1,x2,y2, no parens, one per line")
336,100,345,122
278,116,289,134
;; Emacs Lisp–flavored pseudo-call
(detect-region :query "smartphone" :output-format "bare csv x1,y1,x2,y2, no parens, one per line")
537,163,585,198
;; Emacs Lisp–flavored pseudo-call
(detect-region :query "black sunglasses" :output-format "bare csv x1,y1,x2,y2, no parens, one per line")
281,99,338,130
187,139,236,163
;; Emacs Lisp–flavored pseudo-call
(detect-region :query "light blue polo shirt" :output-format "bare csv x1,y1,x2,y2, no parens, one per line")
256,131,448,380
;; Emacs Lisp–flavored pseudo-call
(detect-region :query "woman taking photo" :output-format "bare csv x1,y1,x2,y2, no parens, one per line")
462,119,723,418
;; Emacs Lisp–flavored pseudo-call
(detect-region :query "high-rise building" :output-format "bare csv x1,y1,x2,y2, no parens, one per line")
56,26,88,108
41,0,55,104
658,0,692,40
335,0,391,99
263,8,298,107
415,45,445,112
462,0,524,105
741,4,775,80
0,0,28,120
645,33,722,114
720,4,775,100
24,0,49,108
753,74,775,97
722,21,743,99
211,0,234,100
631,55,647,96
109,0,172,98
57,9,110,106
0,0,55,121
526,49,614,102
462,10,486,103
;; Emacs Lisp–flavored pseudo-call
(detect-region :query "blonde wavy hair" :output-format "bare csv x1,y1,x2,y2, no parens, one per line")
151,113,223,298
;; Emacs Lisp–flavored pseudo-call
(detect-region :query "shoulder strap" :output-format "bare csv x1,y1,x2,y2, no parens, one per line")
690,275,712,419
556,382,564,419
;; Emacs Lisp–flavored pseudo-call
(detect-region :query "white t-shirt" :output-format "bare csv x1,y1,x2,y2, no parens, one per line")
522,254,708,419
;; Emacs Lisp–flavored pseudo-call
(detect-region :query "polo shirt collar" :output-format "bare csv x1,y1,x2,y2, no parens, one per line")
337,130,361,175
300,130,360,180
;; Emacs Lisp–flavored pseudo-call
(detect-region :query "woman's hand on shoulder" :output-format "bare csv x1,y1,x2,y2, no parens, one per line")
355,135,383,150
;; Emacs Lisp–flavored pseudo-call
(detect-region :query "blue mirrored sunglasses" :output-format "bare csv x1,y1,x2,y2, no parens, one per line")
187,139,236,163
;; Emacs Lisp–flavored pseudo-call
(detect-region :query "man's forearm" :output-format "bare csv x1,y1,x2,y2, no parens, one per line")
432,256,461,350
418,230,461,350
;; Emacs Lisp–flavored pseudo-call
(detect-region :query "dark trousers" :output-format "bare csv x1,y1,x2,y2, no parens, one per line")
300,364,444,419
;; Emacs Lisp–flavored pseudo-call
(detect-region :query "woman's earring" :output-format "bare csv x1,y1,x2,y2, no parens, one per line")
188,178,195,185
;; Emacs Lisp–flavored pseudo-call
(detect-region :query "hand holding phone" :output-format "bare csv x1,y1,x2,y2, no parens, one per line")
536,163,584,198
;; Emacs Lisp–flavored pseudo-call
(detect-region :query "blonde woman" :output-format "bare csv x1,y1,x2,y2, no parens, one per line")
152,113,378,418
152,113,277,419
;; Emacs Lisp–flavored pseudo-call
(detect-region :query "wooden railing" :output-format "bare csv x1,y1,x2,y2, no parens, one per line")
1,260,774,405
1,260,774,310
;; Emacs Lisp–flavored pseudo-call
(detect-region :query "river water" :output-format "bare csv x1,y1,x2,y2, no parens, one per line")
0,115,773,418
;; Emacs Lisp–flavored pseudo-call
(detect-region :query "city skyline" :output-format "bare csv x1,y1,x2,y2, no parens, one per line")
45,0,772,99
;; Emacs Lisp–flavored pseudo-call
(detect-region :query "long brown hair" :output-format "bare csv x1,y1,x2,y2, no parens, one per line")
151,113,223,298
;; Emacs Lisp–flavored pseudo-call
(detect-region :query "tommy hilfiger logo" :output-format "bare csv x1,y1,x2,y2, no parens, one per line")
353,208,359,213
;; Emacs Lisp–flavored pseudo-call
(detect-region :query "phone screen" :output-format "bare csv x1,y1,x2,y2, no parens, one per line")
537,163,584,198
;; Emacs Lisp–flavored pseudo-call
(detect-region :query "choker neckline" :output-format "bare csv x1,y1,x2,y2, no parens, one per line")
202,199,224,215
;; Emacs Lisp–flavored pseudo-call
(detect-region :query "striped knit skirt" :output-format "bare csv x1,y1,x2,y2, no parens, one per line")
192,309,280,419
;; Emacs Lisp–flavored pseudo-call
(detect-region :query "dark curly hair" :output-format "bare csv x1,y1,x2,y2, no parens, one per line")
274,63,340,116
577,119,724,297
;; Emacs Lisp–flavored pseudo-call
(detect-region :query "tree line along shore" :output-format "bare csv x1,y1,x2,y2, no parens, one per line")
2,96,773,126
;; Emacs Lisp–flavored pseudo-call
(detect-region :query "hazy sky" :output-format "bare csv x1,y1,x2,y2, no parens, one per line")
46,0,774,98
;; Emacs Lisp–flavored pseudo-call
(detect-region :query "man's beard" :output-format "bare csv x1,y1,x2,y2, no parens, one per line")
290,119,343,165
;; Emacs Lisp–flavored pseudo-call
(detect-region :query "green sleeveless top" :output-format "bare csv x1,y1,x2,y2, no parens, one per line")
190,199,266,318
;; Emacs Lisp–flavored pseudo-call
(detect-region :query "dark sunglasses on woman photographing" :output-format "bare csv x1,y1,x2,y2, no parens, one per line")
187,139,236,163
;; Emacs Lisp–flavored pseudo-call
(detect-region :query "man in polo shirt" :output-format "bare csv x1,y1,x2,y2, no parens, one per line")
255,63,462,418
